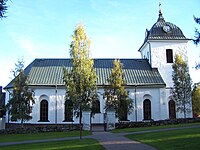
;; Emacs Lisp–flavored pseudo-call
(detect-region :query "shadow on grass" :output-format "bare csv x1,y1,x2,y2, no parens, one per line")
0,138,105,150
126,128,200,150
0,131,91,143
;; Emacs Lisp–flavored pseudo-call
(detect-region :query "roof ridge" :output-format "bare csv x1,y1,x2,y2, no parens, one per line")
34,58,147,60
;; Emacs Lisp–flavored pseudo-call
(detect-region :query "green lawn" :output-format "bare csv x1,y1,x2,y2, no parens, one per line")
112,122,200,133
0,130,91,143
126,127,200,150
0,138,105,150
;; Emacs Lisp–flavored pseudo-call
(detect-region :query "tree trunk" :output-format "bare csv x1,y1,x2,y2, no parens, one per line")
184,93,186,118
79,103,82,139
184,101,186,118
90,112,92,131
21,118,24,128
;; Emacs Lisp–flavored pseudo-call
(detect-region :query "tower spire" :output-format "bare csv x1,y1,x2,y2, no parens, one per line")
158,2,164,21
159,2,162,15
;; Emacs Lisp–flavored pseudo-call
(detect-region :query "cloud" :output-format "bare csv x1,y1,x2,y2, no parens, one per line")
0,62,15,87
189,68,200,83
17,37,38,57
16,36,68,59
90,34,140,58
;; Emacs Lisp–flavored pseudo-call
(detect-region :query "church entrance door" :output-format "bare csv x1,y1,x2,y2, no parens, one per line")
169,100,176,119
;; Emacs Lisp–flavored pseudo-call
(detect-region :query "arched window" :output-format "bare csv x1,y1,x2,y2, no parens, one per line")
64,100,73,122
40,100,48,122
92,100,100,114
169,100,176,119
143,99,151,120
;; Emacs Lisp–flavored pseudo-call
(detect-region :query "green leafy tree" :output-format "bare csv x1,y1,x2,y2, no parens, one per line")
63,23,98,139
192,83,200,117
193,16,200,45
0,0,8,19
171,54,192,118
193,16,200,69
6,59,35,126
104,59,133,121
0,90,5,118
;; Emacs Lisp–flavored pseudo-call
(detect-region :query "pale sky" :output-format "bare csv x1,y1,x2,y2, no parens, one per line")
0,0,200,88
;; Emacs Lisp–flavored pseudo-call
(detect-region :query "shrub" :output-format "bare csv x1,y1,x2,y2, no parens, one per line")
115,118,200,129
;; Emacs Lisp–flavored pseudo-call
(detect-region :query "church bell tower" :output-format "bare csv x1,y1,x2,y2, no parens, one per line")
138,3,190,88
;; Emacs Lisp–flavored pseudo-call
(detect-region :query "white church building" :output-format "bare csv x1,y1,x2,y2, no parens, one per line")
4,8,193,130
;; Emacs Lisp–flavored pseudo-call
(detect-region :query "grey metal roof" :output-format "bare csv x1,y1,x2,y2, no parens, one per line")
145,12,188,41
5,58,165,89
138,11,189,52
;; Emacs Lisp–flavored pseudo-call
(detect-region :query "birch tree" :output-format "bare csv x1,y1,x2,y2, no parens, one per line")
192,83,200,117
171,54,192,118
6,59,35,126
63,23,97,139
104,59,132,121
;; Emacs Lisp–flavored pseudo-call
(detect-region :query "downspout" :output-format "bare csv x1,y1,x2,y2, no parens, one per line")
55,85,58,125
147,42,152,67
6,89,11,124
135,85,137,122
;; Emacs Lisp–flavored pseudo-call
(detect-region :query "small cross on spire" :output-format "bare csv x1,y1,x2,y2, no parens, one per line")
159,2,162,15
158,2,164,21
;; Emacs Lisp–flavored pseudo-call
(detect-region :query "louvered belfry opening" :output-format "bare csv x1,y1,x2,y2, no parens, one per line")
166,49,173,63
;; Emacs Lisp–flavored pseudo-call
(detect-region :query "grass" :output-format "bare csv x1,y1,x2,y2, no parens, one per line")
126,127,200,150
0,138,105,150
0,130,91,143
111,122,200,133
1,123,200,150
